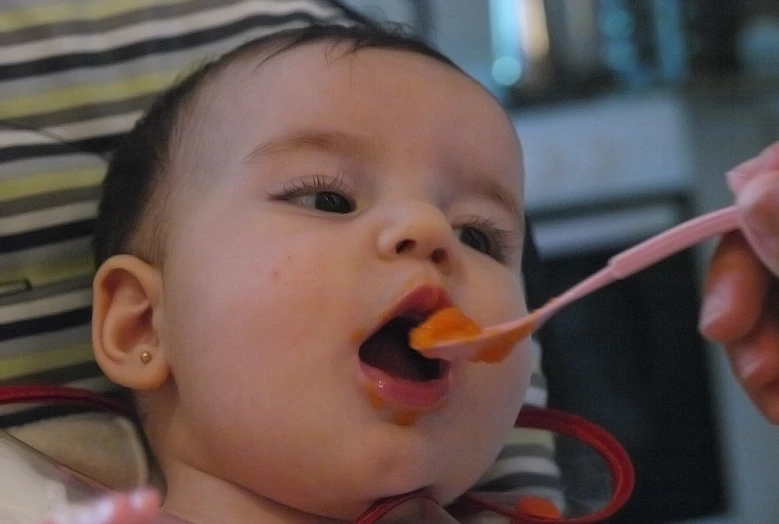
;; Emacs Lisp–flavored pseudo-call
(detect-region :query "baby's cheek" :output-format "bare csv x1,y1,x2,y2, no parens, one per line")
470,275,527,325
260,249,344,312
473,338,533,422
500,339,532,391
436,348,531,502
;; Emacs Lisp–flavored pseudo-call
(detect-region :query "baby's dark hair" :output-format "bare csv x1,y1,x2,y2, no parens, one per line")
93,21,461,267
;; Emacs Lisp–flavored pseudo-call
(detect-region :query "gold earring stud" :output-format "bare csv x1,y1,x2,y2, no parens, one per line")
140,351,152,364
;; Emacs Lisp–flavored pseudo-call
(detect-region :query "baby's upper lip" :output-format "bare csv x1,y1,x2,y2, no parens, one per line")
384,285,454,324
355,284,455,346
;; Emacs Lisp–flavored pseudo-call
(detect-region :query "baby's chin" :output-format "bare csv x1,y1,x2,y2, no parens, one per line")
303,454,494,520
300,484,468,522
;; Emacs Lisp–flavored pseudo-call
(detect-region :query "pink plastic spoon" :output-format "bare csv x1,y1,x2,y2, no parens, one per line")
411,205,741,362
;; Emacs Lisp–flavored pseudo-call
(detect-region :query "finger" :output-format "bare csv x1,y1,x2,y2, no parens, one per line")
725,304,779,424
752,379,779,425
127,488,162,517
736,170,779,276
43,489,160,524
727,142,779,193
110,489,161,523
44,496,118,524
699,232,770,342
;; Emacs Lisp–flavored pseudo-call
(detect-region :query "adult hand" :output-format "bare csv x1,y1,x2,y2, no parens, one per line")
42,489,161,524
700,142,779,424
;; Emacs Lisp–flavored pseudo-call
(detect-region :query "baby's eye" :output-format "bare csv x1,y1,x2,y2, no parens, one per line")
270,174,356,214
453,218,515,263
456,226,492,255
290,191,354,214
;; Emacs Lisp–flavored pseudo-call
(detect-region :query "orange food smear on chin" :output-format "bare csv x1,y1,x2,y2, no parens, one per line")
409,307,482,350
364,384,450,427
392,410,421,427
365,385,385,409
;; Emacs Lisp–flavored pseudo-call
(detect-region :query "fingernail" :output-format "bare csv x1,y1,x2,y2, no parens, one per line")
129,489,151,511
76,498,114,524
739,174,779,230
699,284,730,333
726,157,763,193
737,175,779,271
735,349,765,385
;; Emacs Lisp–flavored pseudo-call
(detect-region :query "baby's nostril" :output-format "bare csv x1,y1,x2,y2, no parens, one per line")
394,240,447,264
395,239,415,254
431,248,447,265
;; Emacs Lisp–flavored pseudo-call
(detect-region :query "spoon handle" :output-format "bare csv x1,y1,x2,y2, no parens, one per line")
416,206,743,362
530,267,615,327
531,205,740,327
608,205,739,278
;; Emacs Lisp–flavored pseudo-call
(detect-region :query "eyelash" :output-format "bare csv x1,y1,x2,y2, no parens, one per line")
456,215,518,263
268,175,518,262
269,173,354,205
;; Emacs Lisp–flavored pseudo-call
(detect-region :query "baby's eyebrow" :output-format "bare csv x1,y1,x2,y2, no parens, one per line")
463,173,524,230
243,129,381,162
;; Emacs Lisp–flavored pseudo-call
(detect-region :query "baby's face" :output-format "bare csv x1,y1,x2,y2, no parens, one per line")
157,42,531,518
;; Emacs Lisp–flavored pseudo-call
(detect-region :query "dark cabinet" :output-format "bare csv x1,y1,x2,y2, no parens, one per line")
530,198,726,522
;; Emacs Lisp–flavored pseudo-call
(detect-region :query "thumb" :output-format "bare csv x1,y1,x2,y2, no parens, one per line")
736,170,779,276
726,142,779,193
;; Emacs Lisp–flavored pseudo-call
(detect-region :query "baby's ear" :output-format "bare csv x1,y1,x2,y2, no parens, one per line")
92,255,170,389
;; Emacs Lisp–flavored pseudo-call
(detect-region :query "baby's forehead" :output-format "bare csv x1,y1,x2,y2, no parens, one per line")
176,42,334,153
195,38,490,114
198,39,353,100
176,39,520,181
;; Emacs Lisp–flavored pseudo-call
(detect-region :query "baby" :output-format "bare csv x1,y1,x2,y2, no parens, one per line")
43,18,779,524
54,21,537,523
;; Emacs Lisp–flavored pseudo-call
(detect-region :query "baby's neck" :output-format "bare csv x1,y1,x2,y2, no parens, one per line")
160,460,344,524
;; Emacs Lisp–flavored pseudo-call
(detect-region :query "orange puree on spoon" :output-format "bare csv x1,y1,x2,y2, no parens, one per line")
409,307,482,349
410,307,526,364
473,326,530,363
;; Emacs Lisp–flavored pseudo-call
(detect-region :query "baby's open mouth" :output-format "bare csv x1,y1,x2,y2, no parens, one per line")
357,284,453,414
359,316,445,382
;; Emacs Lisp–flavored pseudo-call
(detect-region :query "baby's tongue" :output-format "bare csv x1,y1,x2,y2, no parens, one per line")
360,320,434,382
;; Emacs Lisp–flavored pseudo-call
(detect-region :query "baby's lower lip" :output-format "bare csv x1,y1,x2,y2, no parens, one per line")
358,362,451,410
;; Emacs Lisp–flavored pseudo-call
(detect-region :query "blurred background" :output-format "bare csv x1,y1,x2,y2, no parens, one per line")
341,1,779,523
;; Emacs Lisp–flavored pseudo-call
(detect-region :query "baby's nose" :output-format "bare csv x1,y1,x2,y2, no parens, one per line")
376,203,459,272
